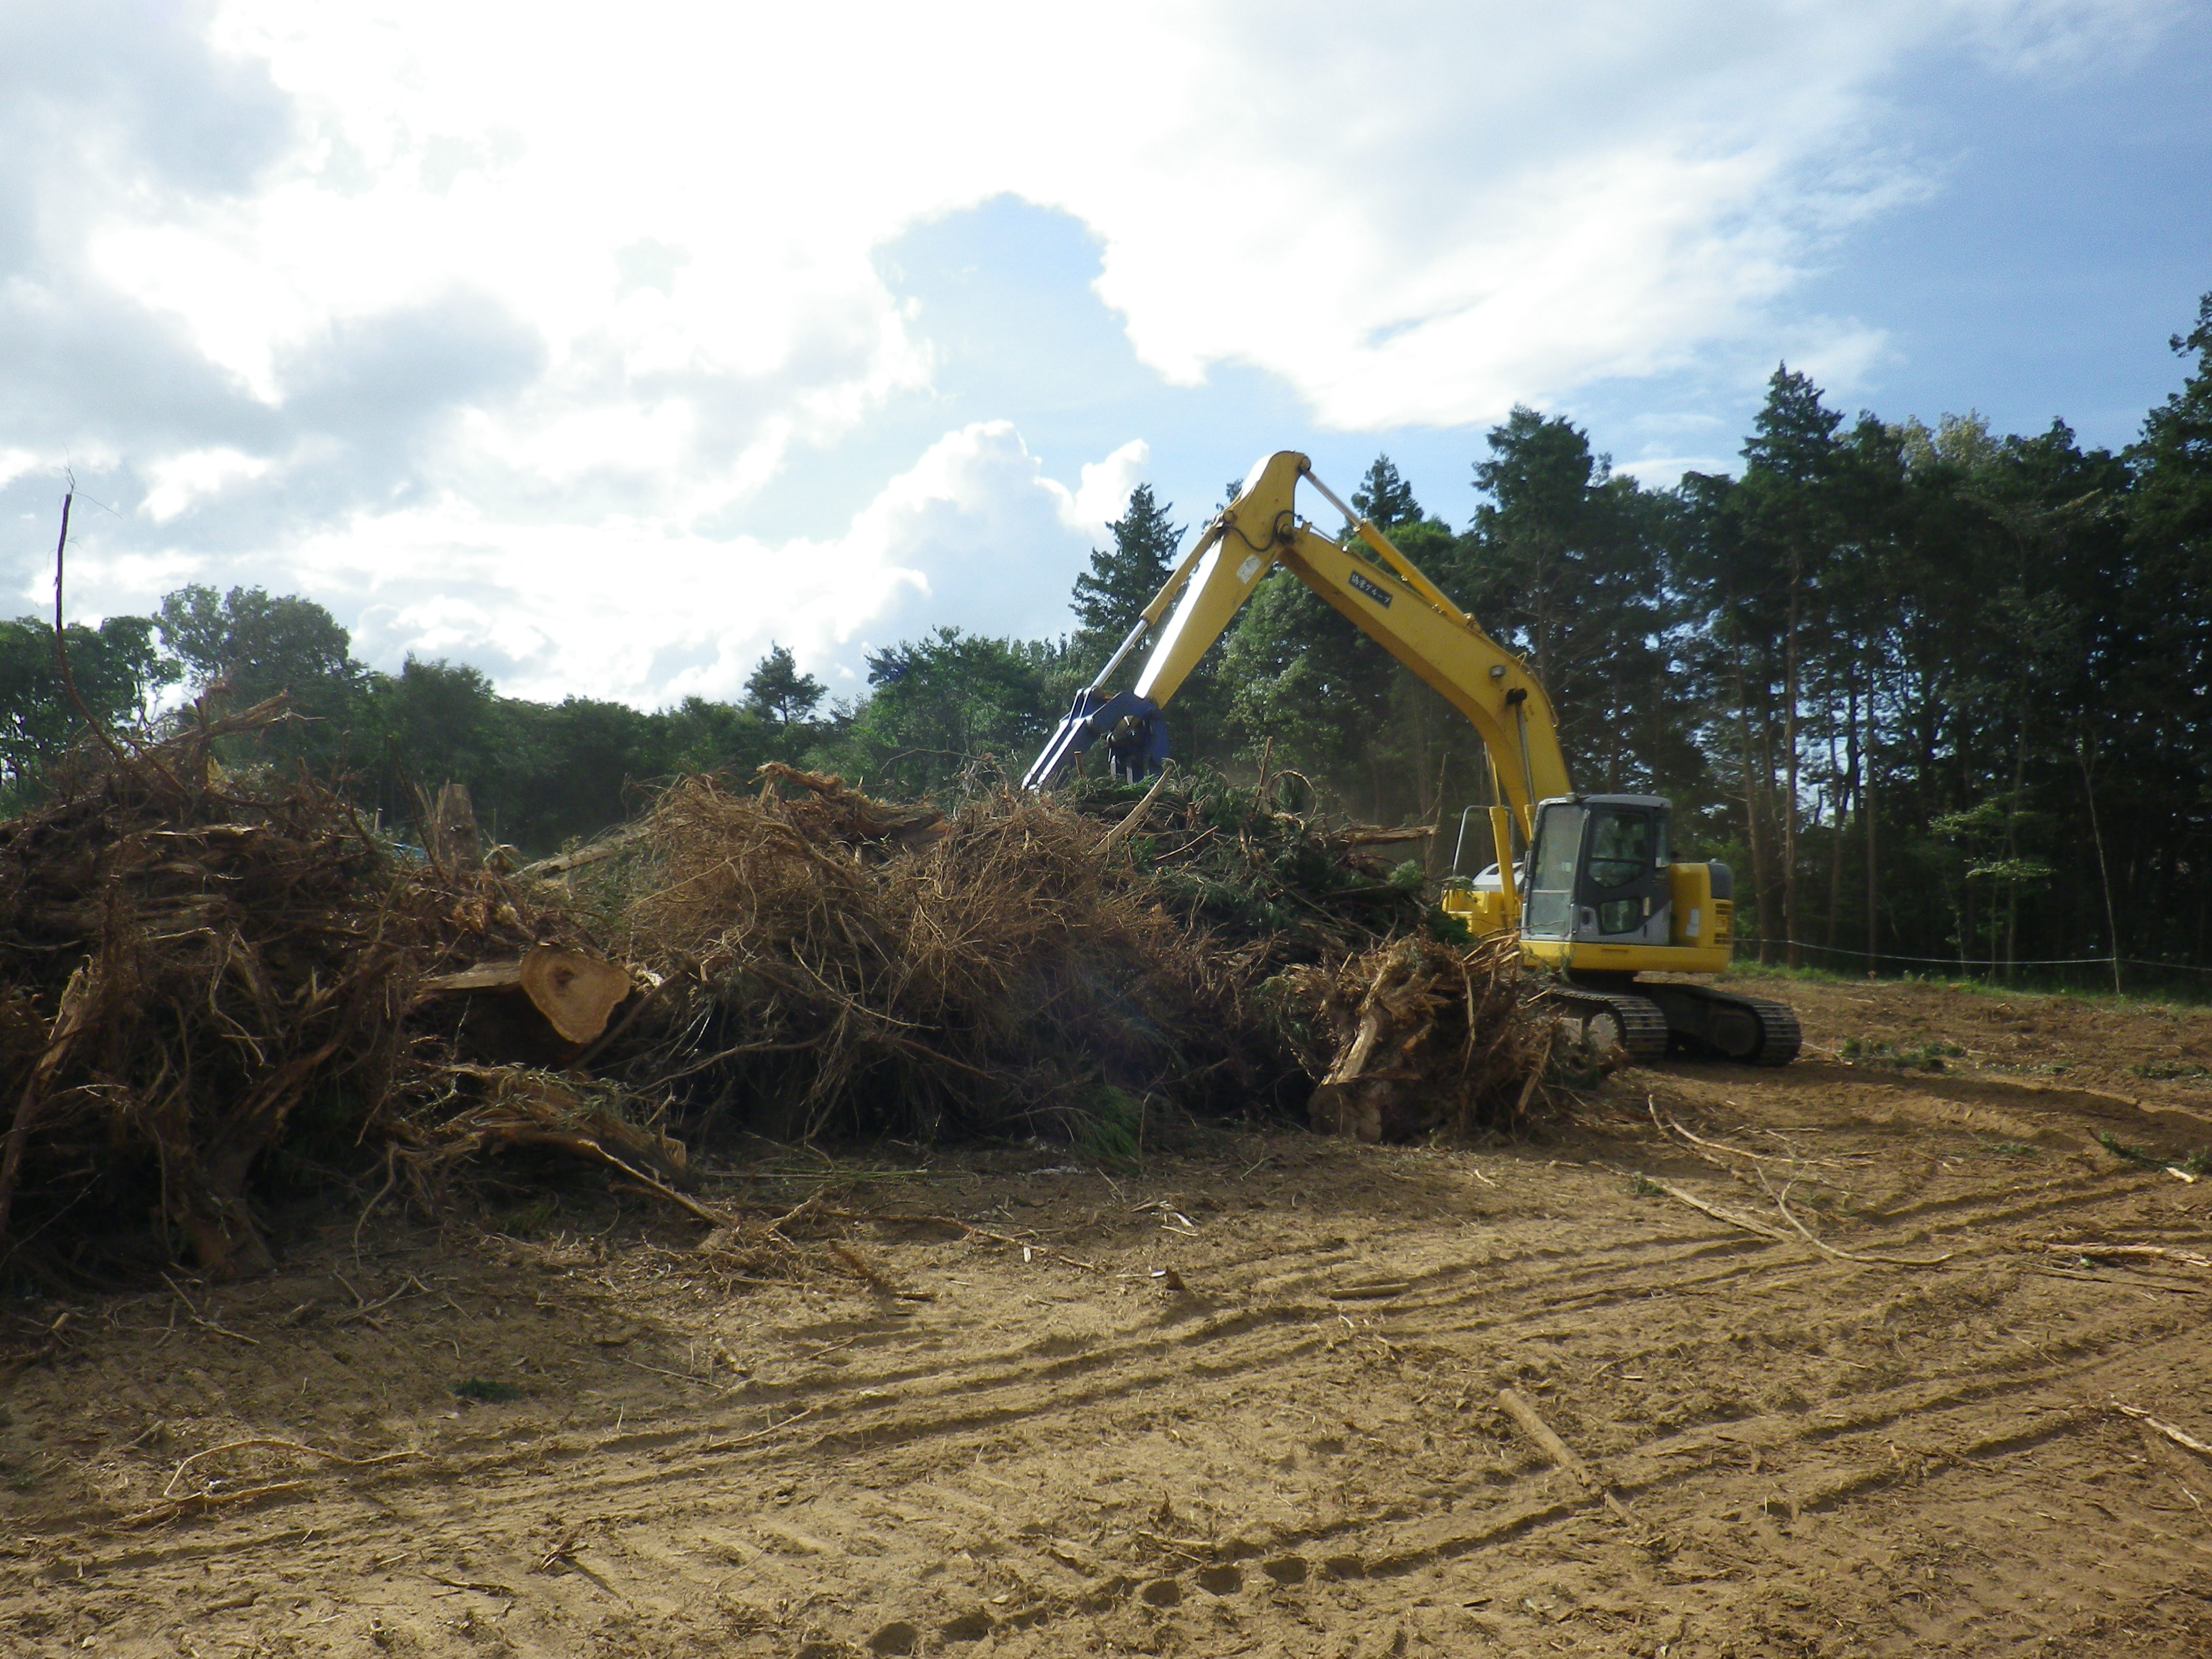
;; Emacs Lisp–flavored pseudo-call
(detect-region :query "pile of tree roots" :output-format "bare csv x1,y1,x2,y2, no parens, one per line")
1280,934,1559,1143
605,767,1274,1145
2,739,1559,1279
0,700,606,1278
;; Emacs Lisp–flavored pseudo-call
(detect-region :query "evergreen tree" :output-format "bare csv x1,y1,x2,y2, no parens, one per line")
1351,453,1422,530
1732,365,1845,961
1465,409,1682,802
1742,364,1843,483
743,642,826,726
1070,484,1182,640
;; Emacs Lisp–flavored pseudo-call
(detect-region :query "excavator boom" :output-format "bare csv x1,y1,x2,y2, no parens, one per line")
1026,452,1568,834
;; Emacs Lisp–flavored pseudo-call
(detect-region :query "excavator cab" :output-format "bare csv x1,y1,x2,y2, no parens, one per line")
1521,796,1674,947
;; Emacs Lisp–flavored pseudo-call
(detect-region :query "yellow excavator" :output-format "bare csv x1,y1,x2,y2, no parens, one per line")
1024,451,1799,1066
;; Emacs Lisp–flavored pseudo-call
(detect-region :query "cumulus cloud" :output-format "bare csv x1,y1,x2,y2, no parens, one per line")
119,421,1124,709
0,0,2178,702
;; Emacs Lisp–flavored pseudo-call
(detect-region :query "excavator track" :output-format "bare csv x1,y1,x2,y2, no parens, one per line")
1544,987,1670,1063
1637,983,1801,1066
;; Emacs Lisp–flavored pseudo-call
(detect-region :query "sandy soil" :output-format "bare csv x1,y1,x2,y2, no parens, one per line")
6,974,2212,1657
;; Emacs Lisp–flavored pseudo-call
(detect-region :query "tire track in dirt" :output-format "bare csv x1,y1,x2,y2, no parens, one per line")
14,987,2212,1655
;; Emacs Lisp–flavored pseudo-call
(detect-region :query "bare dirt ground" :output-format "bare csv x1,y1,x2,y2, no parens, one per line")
7,973,2212,1657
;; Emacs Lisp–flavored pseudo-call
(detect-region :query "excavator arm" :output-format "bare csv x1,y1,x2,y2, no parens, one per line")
1025,451,1570,838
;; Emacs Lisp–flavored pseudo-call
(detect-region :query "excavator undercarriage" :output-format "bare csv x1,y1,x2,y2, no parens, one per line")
1546,979,1801,1066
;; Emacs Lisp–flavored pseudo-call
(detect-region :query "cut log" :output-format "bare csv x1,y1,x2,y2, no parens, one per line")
419,946,635,1046
419,961,529,995
519,948,635,1044
1339,825,1435,847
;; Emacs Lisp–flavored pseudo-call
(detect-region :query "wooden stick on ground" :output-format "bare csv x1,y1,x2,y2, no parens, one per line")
162,1438,422,1498
119,1481,317,1528
1644,1177,1793,1242
1648,1095,1852,1170
1763,1174,1955,1267
2114,1402,2212,1458
1498,1387,1637,1525
2044,1243,2212,1270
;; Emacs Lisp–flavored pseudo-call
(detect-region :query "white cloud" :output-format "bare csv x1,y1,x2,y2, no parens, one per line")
0,0,2177,699
140,446,271,522
1048,441,1151,536
225,421,1128,705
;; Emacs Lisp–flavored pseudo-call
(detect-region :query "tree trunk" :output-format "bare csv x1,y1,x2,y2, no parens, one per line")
2078,734,2123,994
1864,657,1878,977
1731,643,1774,965
2003,700,2031,983
426,780,483,874
1825,687,1853,956
1783,553,1801,969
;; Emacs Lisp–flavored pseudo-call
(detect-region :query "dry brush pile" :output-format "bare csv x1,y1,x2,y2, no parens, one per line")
605,767,1267,1144
593,765,1556,1148
0,700,599,1279
2,739,1561,1281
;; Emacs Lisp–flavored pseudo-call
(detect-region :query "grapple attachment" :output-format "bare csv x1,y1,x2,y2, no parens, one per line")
1021,690,1170,790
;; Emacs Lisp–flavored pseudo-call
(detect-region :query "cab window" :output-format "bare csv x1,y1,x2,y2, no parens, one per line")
1586,811,1655,890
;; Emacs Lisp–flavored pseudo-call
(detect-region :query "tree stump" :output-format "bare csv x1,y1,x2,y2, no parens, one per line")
426,780,483,874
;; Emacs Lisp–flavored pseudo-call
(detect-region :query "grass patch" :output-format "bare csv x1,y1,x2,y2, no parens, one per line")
1841,1036,1966,1072
2097,1130,2159,1165
1724,960,2212,1013
2095,1134,2212,1179
2130,1060,2212,1081
1072,1083,1143,1167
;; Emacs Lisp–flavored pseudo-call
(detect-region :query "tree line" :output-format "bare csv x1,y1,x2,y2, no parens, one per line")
6,291,2210,988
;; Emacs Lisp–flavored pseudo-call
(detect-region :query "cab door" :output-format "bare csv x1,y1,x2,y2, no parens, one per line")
1519,802,1586,940
1580,805,1670,944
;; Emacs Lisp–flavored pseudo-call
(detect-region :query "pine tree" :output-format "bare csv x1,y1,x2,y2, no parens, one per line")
1070,484,1183,639
1734,364,1844,964
1743,364,1842,483
1352,453,1422,530
743,643,826,726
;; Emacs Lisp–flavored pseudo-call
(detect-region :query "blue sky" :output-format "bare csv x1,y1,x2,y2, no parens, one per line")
2,1,2206,706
